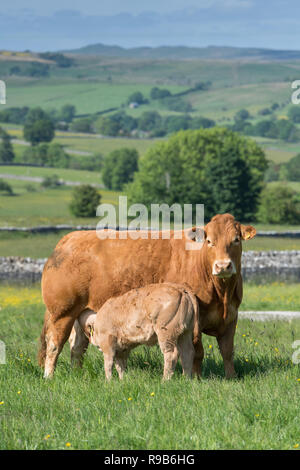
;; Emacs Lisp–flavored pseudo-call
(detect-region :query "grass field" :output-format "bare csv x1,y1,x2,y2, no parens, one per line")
0,284,299,450
0,180,121,228
0,165,102,185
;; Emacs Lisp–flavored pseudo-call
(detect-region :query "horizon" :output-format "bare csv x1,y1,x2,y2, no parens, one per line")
2,2,300,52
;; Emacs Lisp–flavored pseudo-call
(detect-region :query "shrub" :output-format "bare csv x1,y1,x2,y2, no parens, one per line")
0,179,13,195
69,185,101,217
256,185,300,224
40,175,64,189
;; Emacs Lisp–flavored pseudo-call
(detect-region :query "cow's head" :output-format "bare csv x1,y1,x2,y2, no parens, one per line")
188,213,256,279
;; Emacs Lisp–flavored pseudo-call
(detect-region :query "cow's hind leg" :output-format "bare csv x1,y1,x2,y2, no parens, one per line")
192,334,204,378
69,320,89,368
44,315,75,379
177,332,195,379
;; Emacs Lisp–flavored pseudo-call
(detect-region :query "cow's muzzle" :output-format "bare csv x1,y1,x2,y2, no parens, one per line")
212,259,236,278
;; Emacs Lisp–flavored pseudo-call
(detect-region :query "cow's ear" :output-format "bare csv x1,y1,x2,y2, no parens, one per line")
186,227,206,243
240,225,256,240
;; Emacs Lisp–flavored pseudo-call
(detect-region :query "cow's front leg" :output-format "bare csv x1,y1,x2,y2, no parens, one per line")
217,319,237,379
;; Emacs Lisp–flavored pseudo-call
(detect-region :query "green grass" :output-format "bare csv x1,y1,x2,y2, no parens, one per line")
243,237,300,251
0,180,121,227
240,282,300,311
0,165,101,185
0,284,299,450
1,79,188,115
54,135,160,156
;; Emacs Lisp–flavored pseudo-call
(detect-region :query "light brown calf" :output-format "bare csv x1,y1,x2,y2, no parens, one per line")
73,283,199,380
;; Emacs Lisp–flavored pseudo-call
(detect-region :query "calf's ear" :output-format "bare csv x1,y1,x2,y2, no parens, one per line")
240,225,256,240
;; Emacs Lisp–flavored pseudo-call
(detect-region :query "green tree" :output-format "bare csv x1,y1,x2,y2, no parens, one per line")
257,185,300,224
60,104,76,123
0,128,15,163
69,185,101,218
23,108,55,145
284,153,300,181
102,148,139,190
150,87,171,100
138,111,162,132
95,116,120,136
127,92,146,104
234,109,250,122
126,128,267,222
21,142,69,168
287,106,300,123
203,147,254,220
70,118,93,133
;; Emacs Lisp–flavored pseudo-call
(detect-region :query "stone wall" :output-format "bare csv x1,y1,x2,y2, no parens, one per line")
1,251,300,284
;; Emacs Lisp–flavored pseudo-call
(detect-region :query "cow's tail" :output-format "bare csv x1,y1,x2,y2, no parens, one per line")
38,309,50,367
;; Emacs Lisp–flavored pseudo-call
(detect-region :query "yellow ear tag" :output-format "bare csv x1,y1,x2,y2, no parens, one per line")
245,233,251,240
90,326,94,337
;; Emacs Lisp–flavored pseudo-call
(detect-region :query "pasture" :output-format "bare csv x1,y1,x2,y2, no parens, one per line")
0,284,299,450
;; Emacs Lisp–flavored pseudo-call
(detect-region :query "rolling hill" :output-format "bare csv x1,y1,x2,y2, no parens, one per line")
64,43,300,61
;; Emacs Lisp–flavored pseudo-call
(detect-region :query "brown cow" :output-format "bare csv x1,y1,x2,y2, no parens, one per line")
75,283,199,380
39,213,256,378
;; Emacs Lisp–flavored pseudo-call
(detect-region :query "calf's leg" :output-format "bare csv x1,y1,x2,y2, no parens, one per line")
101,334,117,381
159,340,179,380
69,320,89,368
115,350,129,380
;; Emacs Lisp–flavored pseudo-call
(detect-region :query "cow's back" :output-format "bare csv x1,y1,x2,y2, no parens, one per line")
42,230,174,317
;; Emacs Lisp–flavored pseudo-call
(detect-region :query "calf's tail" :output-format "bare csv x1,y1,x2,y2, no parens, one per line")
184,289,200,345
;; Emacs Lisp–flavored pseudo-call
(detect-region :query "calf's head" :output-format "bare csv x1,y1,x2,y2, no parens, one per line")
191,213,256,279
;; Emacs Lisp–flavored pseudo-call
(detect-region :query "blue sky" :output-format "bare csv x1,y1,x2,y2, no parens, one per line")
1,1,300,51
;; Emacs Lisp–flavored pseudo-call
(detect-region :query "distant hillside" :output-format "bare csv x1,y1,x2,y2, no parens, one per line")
64,44,300,61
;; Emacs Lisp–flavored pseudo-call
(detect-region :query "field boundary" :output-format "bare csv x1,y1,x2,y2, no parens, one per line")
239,311,300,320
0,225,299,237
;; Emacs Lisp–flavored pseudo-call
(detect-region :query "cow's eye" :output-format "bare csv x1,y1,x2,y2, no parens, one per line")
207,239,214,247
232,237,240,244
